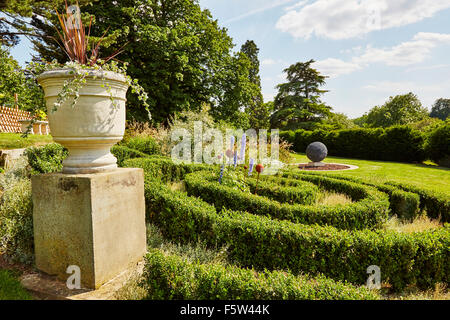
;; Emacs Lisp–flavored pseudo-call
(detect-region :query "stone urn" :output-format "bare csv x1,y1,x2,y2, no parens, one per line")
37,69,129,174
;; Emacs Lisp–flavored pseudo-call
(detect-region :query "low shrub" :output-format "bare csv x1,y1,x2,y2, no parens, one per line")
111,145,150,166
141,249,380,300
144,180,449,291
386,182,450,223
122,136,161,156
282,126,426,163
24,143,67,174
246,177,318,205
123,157,213,183
24,142,155,173
184,171,389,230
0,178,34,264
293,172,421,220
427,120,450,167
124,157,448,291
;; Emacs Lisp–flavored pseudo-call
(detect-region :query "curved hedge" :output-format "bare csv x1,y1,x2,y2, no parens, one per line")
245,177,318,205
184,171,389,230
124,157,449,291
386,181,450,223
142,249,380,300
287,171,448,223
121,136,161,156
282,171,421,221
111,145,150,166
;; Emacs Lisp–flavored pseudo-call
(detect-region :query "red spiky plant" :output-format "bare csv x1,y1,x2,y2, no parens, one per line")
54,0,125,66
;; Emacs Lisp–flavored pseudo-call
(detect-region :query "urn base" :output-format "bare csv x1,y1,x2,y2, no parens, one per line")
55,137,121,174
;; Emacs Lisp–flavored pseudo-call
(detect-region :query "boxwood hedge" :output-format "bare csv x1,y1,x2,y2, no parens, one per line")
184,171,389,230
141,249,380,300
245,177,318,205
290,171,448,222
280,126,426,162
283,171,421,221
123,158,449,291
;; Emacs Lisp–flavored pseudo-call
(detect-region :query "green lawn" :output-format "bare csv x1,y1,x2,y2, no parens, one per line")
290,153,450,196
0,269,32,300
0,133,53,150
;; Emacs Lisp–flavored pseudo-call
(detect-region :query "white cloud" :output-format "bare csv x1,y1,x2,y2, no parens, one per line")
261,59,277,66
314,32,450,78
363,80,449,94
355,33,450,66
276,0,450,40
314,58,361,78
261,58,287,66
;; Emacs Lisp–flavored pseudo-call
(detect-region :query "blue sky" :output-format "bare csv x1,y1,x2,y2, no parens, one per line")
199,0,450,118
10,0,450,118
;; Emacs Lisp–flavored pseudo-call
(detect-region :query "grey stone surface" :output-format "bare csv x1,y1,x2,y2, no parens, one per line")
31,168,146,289
306,142,328,163
0,149,26,169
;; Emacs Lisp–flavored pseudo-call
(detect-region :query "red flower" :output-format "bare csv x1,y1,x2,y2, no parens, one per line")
256,164,264,173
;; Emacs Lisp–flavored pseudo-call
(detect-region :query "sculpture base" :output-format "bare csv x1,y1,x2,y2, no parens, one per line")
31,168,146,289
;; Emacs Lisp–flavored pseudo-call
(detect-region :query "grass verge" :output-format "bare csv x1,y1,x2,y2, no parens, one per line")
0,269,32,300
0,133,53,150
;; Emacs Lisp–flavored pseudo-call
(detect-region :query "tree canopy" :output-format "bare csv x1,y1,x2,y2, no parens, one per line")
0,46,44,112
271,59,331,129
364,92,429,128
430,98,450,121
239,40,269,130
9,0,257,127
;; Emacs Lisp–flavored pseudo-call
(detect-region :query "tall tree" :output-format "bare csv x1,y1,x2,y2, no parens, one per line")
430,98,450,121
0,0,33,46
239,40,270,129
0,46,45,112
271,59,331,129
27,0,255,126
365,92,429,128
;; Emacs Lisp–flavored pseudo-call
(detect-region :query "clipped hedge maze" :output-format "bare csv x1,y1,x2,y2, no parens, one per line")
123,157,449,296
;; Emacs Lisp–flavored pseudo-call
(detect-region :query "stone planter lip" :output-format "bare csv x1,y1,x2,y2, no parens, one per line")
37,68,127,83
18,119,32,122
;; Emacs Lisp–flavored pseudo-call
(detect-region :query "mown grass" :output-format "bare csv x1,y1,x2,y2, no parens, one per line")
0,269,32,300
290,153,450,196
0,133,53,150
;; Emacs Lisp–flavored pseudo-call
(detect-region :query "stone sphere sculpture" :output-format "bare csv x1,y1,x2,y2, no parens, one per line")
306,142,328,163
